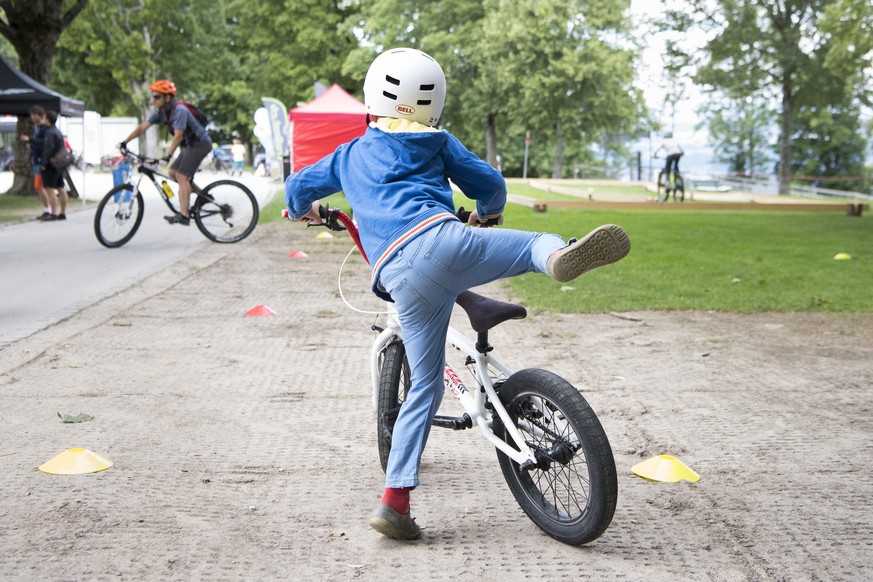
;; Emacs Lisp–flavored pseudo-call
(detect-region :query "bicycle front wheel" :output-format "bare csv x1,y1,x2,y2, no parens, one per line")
94,185,144,248
675,175,685,202
492,368,617,545
376,340,411,473
192,180,259,243
656,171,669,202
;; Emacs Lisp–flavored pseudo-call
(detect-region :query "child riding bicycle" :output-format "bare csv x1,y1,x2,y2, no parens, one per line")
285,47,631,540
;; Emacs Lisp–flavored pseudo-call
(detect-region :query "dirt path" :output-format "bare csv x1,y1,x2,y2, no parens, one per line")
1,222,871,581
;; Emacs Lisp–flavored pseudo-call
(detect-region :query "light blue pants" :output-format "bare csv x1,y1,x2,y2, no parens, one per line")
377,220,565,488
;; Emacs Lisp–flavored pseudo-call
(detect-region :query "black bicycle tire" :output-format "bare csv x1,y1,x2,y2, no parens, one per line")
94,185,144,248
192,179,259,243
376,340,411,473
675,174,685,202
656,170,669,202
492,368,617,545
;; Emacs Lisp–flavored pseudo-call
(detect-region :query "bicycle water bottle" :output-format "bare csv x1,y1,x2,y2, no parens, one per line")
161,180,174,199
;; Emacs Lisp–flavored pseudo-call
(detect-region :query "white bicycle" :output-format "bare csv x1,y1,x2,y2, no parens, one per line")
290,206,618,545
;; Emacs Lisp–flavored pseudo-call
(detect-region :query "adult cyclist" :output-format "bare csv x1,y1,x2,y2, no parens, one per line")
120,80,212,225
653,133,684,187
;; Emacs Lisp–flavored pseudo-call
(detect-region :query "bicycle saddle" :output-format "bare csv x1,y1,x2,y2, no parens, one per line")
455,290,527,333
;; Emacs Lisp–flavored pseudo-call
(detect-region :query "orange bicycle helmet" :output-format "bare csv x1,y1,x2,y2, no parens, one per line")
149,79,177,96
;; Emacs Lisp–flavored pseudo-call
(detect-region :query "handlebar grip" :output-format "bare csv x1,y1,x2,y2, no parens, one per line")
456,206,502,227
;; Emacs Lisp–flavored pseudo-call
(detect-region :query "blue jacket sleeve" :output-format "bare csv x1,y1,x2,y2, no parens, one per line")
284,152,344,220
441,134,506,218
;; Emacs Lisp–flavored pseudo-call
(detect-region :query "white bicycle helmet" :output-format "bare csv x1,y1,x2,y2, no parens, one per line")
363,48,446,127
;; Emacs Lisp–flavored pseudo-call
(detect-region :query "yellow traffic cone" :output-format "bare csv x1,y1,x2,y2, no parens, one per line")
39,448,113,475
631,455,699,483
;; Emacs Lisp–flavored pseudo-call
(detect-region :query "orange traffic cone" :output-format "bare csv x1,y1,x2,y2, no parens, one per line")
245,305,276,317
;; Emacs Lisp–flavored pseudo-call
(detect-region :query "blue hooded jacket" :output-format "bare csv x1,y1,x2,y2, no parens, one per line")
285,119,506,300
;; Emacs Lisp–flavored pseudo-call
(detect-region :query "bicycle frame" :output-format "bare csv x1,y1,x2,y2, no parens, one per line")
370,304,539,467
302,208,541,468
129,160,206,212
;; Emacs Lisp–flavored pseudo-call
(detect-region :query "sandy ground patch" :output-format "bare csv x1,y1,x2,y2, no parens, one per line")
1,222,871,580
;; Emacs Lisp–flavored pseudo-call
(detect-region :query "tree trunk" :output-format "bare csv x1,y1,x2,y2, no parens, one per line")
778,75,794,195
7,117,37,196
552,118,564,179
484,113,499,169
0,0,90,194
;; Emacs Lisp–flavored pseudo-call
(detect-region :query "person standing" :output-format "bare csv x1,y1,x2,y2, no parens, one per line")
231,138,246,176
40,110,69,221
120,80,212,225
20,106,51,219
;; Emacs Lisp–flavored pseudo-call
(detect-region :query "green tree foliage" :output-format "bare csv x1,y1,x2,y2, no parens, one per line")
52,0,359,154
228,0,360,108
701,95,774,175
661,0,873,194
351,0,644,178
54,0,247,154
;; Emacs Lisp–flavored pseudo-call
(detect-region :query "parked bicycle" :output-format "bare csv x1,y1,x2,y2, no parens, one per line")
655,154,685,203
94,146,259,248
286,206,618,545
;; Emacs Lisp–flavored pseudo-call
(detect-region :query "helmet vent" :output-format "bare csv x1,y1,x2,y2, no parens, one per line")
385,75,401,86
382,91,398,100
420,84,435,91
417,100,431,105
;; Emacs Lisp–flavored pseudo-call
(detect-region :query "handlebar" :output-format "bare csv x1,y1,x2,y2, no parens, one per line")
281,205,503,265
119,144,164,166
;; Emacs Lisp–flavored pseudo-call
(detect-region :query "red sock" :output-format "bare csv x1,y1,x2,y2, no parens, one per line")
380,487,411,514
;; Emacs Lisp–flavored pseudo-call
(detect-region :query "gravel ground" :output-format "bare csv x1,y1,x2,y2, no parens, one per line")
1,221,871,581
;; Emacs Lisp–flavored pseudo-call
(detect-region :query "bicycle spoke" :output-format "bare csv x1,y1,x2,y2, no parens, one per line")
193,180,258,243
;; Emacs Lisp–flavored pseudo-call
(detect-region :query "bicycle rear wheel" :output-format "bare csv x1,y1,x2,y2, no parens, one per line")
192,179,259,243
94,185,144,248
675,175,685,202
492,368,617,545
376,340,411,472
656,171,669,202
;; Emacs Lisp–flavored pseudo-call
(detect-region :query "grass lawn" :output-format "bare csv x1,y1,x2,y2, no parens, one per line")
0,193,46,224
262,191,871,313
502,204,871,313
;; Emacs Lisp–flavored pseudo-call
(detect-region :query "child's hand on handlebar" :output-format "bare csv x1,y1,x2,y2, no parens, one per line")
466,208,503,228
286,201,322,224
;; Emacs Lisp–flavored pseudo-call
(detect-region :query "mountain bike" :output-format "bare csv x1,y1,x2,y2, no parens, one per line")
286,206,618,545
93,146,259,248
656,164,685,202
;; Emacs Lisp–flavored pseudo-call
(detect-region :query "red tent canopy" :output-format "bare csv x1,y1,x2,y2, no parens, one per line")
289,84,367,172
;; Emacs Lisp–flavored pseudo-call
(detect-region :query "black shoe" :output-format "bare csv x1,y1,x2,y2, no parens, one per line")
36,211,50,220
368,503,422,540
40,214,58,222
57,213,66,220
164,214,190,226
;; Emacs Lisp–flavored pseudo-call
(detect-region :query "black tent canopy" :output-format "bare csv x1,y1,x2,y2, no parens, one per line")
0,55,84,117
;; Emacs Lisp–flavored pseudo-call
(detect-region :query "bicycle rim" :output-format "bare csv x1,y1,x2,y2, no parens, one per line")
94,186,144,248
657,172,668,202
377,341,410,473
676,177,685,202
193,180,259,243
493,368,617,545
